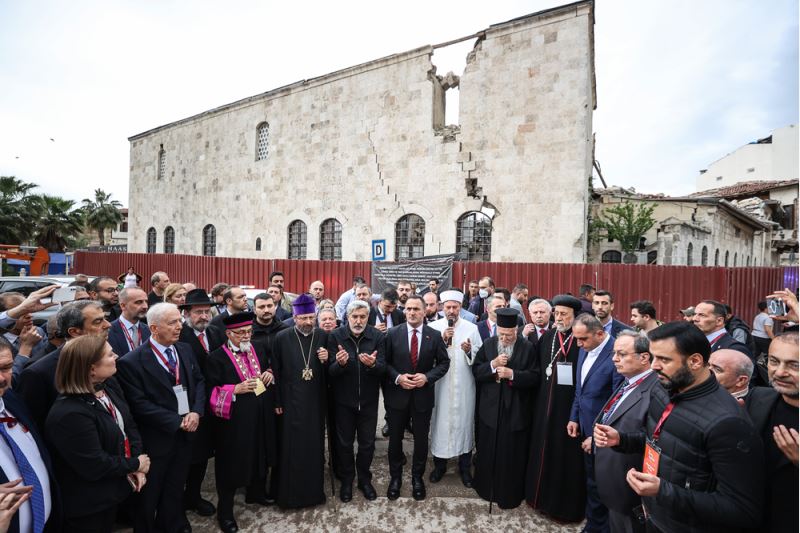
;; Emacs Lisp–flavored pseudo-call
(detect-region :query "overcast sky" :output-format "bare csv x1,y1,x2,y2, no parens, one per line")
0,0,796,206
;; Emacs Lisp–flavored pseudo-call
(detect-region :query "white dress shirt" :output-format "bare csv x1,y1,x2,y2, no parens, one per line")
149,338,177,374
0,398,52,533
580,333,612,386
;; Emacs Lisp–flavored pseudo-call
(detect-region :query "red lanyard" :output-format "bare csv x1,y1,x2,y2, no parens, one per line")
557,332,575,360
709,332,726,346
652,402,675,442
101,396,131,458
150,341,180,384
602,374,650,415
120,322,140,350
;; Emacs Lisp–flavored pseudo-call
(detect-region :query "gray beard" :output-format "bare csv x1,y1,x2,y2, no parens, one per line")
296,324,313,336
239,341,251,352
498,343,514,356
556,323,571,333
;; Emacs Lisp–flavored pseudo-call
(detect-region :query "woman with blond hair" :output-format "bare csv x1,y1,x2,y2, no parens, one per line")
45,336,149,533
163,283,187,307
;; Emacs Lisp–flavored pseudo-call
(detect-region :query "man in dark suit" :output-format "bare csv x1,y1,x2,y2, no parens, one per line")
521,298,553,351
108,288,150,357
567,314,623,533
592,290,631,338
477,294,504,341
368,289,405,331
16,301,111,431
0,337,61,533
117,302,205,533
177,289,217,517
208,287,249,351
384,295,449,501
87,276,122,322
594,330,660,533
693,300,753,361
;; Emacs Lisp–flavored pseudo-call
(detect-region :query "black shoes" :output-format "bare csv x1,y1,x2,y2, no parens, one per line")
358,481,377,501
339,484,353,503
387,477,401,500
411,477,426,501
429,466,445,483
218,519,238,533
186,497,216,516
244,494,272,506
460,469,473,488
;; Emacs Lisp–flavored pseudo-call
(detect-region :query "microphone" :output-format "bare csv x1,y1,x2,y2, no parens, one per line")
446,318,454,346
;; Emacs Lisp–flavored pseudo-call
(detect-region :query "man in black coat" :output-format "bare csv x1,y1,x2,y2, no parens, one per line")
593,330,661,533
693,300,753,360
117,303,205,533
745,332,798,533
177,289,218,518
383,295,449,501
327,299,386,502
0,338,62,533
208,287,249,351
108,288,150,358
472,308,538,509
595,321,764,533
17,301,111,431
367,288,405,331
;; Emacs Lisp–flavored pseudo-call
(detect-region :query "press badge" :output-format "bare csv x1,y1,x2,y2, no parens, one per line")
643,438,661,476
174,385,190,415
556,362,573,386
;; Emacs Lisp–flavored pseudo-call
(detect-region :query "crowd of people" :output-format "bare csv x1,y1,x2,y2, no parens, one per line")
0,269,796,533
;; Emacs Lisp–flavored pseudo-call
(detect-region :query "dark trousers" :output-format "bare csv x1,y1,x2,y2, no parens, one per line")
216,477,266,522
433,452,472,473
754,336,771,359
609,508,646,533
64,505,117,533
135,441,192,533
584,452,610,533
183,459,208,505
387,406,432,479
335,402,378,485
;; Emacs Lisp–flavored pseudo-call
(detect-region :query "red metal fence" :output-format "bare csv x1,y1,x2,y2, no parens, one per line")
75,252,796,324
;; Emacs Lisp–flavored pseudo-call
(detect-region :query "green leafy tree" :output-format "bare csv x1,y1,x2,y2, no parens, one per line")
0,176,39,244
82,189,123,246
33,195,85,252
594,200,657,255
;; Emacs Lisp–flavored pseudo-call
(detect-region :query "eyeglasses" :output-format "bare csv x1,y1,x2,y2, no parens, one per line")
229,329,253,337
100,288,120,293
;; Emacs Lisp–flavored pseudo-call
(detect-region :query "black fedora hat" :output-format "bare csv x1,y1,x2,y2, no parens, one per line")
179,288,214,309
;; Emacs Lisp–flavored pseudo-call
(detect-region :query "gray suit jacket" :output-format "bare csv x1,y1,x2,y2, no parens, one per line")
594,371,663,515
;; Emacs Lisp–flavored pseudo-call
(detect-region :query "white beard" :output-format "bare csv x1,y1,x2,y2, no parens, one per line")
498,343,514,356
239,341,251,353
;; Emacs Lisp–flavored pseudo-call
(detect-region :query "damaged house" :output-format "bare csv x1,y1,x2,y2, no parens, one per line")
127,1,596,261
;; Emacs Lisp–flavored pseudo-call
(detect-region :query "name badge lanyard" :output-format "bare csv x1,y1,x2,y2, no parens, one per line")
120,322,140,351
546,332,574,379
150,341,181,385
601,374,650,418
102,396,131,458
708,332,726,347
651,402,675,443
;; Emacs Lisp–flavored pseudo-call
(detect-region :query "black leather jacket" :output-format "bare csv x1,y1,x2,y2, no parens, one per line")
326,324,386,409
617,373,764,532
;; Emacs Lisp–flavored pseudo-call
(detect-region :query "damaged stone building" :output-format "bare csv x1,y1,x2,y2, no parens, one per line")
127,1,596,261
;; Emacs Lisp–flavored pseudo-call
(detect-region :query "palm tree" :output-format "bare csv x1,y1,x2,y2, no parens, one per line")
0,176,39,244
33,195,85,252
82,189,123,246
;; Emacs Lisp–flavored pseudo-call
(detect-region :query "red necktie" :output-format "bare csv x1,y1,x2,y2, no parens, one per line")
410,329,419,370
539,328,546,336
198,332,208,352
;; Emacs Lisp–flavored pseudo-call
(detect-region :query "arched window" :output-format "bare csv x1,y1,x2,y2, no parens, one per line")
701,245,708,266
202,224,216,256
255,237,262,252
146,227,156,253
733,253,738,267
601,250,622,263
256,122,270,161
157,146,166,180
724,251,730,267
456,212,492,261
714,249,720,266
319,219,342,260
746,255,750,267
687,243,694,266
395,214,425,259
163,226,175,254
287,220,307,259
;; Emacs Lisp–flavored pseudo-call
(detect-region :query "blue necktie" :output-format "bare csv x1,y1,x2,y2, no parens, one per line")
164,347,177,376
0,422,45,533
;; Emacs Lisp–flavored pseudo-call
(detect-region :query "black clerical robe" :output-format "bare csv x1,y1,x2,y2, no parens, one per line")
206,343,277,490
473,335,539,509
271,327,329,509
525,327,586,522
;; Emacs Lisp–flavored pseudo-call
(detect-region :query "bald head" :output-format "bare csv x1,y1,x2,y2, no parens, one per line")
709,349,753,396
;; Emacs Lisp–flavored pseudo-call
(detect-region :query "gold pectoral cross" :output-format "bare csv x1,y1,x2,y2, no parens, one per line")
302,367,313,381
